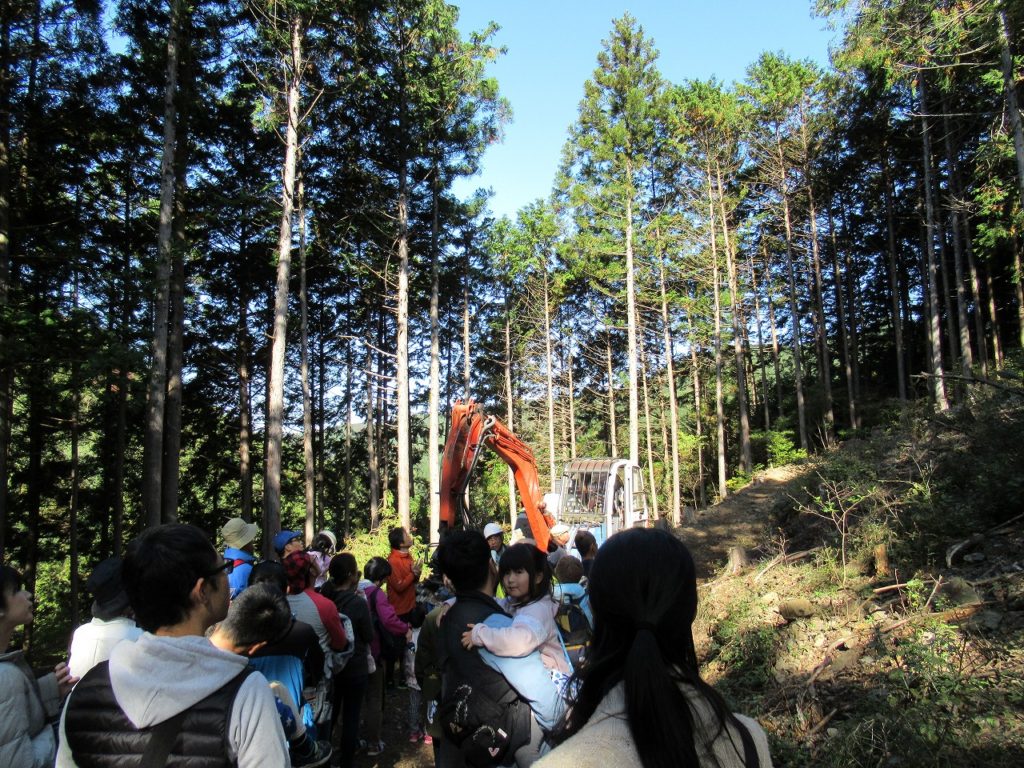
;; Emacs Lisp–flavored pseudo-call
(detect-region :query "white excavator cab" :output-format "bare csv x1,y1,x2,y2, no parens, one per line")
555,458,650,546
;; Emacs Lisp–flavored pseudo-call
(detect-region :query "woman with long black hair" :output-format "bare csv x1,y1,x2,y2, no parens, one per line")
536,527,772,768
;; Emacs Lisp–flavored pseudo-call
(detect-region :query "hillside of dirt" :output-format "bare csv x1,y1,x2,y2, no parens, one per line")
360,391,1024,767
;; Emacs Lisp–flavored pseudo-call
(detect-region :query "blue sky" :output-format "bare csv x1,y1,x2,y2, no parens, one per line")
452,1,841,220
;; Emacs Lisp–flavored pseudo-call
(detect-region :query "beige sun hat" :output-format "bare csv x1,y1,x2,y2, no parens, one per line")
221,517,259,549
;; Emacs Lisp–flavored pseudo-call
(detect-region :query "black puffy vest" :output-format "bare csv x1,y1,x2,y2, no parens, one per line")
64,660,253,768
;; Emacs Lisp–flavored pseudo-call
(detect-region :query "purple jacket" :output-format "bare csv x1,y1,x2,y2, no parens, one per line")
365,583,409,661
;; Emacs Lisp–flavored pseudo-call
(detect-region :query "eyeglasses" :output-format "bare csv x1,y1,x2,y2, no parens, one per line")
207,558,234,578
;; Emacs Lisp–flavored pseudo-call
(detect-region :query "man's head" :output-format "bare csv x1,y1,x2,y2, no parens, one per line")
328,552,359,586
436,530,491,592
122,524,230,633
249,561,288,592
554,555,584,585
549,523,571,547
221,517,258,553
283,551,315,595
86,556,132,621
273,530,304,559
388,526,412,551
211,583,292,655
574,530,598,560
483,522,504,552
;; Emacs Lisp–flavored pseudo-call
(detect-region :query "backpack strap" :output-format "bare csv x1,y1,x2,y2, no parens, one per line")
140,709,187,768
736,718,759,768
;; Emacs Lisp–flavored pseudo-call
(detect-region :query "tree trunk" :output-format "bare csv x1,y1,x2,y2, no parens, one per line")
640,346,659,520
713,258,727,498
806,179,834,440
299,179,315,542
940,104,974,377
625,186,640,465
605,328,617,456
747,250,771,431
366,323,379,530
658,255,681,525
778,149,809,449
761,243,784,419
162,106,190,524
504,288,516,526
265,15,303,536
567,336,577,460
881,145,908,401
999,1,1024,213
826,202,857,429
396,159,411,531
983,260,1004,369
428,165,441,545
686,312,705,509
716,164,752,472
462,233,471,397
543,267,556,487
238,297,252,521
142,0,182,527
918,73,950,410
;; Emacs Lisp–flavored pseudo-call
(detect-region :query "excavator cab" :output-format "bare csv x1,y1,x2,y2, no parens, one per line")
556,458,650,547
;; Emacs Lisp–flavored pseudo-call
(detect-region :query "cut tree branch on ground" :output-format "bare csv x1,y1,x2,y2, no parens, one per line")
754,548,819,582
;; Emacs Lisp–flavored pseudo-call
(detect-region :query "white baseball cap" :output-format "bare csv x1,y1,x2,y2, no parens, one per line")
483,523,503,539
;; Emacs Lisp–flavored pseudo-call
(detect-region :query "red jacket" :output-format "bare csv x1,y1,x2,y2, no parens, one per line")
386,549,417,616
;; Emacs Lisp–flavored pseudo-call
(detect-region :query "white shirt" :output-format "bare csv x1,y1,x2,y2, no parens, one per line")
68,617,143,679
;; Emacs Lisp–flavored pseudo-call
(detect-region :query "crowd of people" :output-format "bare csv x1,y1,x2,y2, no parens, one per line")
0,516,773,768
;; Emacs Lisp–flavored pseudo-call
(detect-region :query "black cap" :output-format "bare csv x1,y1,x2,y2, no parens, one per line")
86,557,131,620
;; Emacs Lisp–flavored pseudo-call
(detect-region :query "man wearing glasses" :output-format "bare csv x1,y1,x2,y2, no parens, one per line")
57,524,290,767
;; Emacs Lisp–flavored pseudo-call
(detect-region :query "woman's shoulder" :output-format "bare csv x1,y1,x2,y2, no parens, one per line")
535,689,634,767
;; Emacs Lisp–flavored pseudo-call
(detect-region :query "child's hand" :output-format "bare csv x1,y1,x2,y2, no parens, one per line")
54,662,78,699
460,624,477,650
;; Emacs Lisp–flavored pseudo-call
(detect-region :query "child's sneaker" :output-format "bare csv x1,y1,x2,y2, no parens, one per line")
408,730,421,744
422,734,433,746
366,741,385,757
290,737,331,768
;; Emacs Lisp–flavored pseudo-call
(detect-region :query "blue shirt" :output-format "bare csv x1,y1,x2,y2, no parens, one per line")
224,547,255,599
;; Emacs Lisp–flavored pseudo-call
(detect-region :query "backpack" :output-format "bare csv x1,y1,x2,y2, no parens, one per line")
555,594,592,668
436,675,528,767
368,588,406,662
330,611,356,674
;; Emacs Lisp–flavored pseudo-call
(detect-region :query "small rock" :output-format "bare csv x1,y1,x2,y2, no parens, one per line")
779,598,815,620
761,591,779,604
826,728,840,738
860,655,876,666
970,610,1002,632
814,633,826,648
963,552,987,563
944,577,983,607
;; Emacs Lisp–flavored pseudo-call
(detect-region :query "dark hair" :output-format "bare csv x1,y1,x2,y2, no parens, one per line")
250,561,288,592
0,565,23,611
436,530,490,592
310,533,336,554
574,530,598,558
552,528,740,768
498,543,551,605
328,552,358,583
122,524,222,633
554,555,584,585
218,583,292,648
364,556,392,584
388,527,406,549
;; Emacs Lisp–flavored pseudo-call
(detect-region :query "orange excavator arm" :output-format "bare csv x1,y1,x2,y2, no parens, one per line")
439,399,554,553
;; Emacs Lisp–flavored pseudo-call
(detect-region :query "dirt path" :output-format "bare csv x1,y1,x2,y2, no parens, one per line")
677,465,808,579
